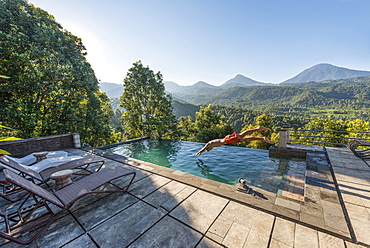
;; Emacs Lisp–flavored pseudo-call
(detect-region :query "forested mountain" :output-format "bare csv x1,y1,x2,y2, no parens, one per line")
280,63,370,84
215,74,269,88
101,64,370,99
108,75,370,121
163,75,270,97
171,76,370,120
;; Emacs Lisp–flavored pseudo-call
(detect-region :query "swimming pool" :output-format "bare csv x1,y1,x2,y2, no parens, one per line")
103,139,306,194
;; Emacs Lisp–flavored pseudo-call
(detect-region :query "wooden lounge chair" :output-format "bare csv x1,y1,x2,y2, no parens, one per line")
0,167,136,245
348,139,370,167
0,156,105,202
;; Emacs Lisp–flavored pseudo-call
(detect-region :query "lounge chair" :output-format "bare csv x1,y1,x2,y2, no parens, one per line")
0,156,105,202
4,150,68,166
2,154,82,173
348,139,370,167
0,167,136,245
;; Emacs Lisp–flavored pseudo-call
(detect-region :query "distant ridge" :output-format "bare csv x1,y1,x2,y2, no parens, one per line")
164,74,269,95
280,63,370,84
192,81,216,88
219,74,268,88
100,64,370,98
99,82,123,98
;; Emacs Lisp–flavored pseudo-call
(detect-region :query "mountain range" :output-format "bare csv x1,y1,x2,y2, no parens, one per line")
280,63,370,84
99,63,370,99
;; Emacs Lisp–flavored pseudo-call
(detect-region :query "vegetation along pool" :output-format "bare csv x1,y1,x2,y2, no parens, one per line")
103,139,306,194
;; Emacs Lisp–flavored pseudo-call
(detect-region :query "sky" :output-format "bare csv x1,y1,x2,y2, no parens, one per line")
29,0,370,86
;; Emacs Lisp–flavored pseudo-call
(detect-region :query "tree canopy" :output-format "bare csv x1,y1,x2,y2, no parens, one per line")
0,0,115,146
120,61,177,139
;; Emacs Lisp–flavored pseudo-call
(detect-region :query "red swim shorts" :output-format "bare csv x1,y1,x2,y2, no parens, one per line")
224,132,241,144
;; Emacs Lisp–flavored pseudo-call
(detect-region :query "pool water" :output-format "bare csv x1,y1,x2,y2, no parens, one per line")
103,139,306,194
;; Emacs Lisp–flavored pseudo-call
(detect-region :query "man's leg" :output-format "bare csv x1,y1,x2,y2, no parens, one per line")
239,126,270,138
240,136,274,144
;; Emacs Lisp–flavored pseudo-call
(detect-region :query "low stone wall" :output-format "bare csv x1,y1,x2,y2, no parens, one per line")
0,133,80,158
269,146,307,159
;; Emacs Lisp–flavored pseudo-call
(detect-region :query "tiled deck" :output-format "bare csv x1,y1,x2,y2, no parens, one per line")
0,145,369,247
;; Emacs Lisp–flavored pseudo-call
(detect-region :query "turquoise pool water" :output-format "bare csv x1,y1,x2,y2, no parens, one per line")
103,139,306,193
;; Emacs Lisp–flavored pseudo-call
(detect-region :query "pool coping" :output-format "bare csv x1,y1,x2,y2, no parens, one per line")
87,140,353,241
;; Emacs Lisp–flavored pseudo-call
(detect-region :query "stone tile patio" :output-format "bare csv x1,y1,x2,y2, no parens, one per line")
0,145,369,247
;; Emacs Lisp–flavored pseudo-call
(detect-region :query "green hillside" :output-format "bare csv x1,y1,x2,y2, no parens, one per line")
175,76,370,120
172,101,310,131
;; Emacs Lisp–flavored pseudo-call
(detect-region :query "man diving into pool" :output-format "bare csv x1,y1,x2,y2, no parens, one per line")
195,126,274,156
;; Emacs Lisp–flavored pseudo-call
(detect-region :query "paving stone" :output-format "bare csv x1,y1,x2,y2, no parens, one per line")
143,180,195,211
339,181,370,208
0,240,38,248
305,187,322,204
300,202,323,217
318,232,345,248
271,217,295,247
197,237,224,248
345,203,370,245
207,215,233,241
218,201,239,220
170,190,228,233
62,234,97,248
177,184,197,198
294,224,318,248
28,215,84,247
129,216,202,248
129,174,171,199
222,221,250,248
234,205,262,227
72,192,138,230
243,211,274,248
183,174,206,187
272,204,299,220
320,189,340,204
127,235,153,248
89,201,165,248
200,182,219,192
172,170,186,176
345,241,369,248
275,197,301,211
111,166,152,188
269,239,293,248
0,215,83,248
300,212,325,228
321,200,349,233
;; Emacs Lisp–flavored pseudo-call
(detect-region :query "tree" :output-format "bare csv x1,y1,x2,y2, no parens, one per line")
120,61,177,139
193,105,233,143
294,117,370,147
177,116,196,141
241,114,276,149
0,124,22,155
0,0,115,146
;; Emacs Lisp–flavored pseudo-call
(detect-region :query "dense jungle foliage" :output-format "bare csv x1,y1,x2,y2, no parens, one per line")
0,0,117,146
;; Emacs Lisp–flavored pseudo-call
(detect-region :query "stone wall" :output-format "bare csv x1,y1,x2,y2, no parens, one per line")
0,133,80,158
269,146,307,159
